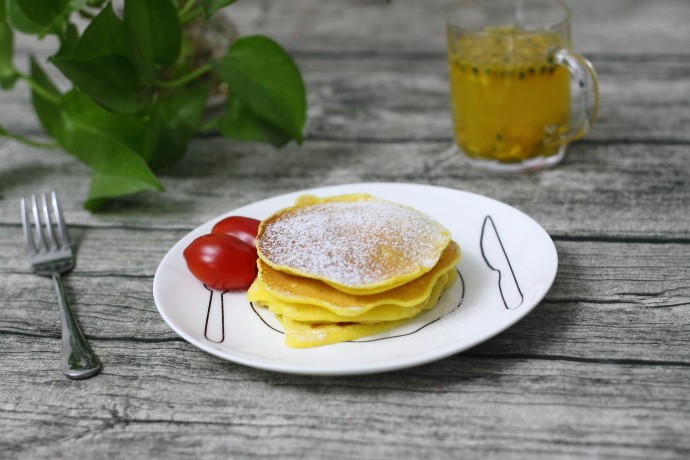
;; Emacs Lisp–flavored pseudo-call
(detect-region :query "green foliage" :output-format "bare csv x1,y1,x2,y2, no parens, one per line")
0,0,307,209
202,0,237,19
0,10,18,88
214,36,306,144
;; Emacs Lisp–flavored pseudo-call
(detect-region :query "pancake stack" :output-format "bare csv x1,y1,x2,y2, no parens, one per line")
247,194,461,347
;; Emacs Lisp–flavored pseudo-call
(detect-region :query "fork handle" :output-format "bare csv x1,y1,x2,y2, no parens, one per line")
52,273,102,379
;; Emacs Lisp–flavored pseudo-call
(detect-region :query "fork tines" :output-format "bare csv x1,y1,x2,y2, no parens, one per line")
21,191,71,256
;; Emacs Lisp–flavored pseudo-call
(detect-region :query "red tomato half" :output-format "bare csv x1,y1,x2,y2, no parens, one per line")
183,233,257,291
212,216,261,248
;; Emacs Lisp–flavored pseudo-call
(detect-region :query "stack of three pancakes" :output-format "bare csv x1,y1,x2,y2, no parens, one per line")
247,194,461,348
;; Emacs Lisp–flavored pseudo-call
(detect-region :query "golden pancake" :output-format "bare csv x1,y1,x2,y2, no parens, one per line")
273,271,456,348
256,194,451,295
252,269,455,324
248,241,460,316
278,316,408,348
249,193,461,348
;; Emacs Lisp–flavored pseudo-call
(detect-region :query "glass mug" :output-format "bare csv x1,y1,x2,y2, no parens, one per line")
446,0,599,171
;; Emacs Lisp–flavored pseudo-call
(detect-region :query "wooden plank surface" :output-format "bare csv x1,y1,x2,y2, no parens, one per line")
1,0,689,458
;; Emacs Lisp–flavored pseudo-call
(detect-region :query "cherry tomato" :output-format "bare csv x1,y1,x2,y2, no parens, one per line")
211,216,261,248
183,233,257,291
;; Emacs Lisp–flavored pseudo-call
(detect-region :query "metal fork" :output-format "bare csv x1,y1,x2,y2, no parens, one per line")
21,192,101,379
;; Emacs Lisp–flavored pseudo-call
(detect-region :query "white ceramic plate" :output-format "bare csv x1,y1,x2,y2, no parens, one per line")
153,183,558,375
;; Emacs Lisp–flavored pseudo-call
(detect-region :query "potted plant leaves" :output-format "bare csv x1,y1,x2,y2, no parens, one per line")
0,0,307,209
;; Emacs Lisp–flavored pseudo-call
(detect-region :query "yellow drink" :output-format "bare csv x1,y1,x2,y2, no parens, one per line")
448,27,570,164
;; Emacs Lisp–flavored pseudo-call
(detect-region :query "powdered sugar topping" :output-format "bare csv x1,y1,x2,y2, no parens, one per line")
257,199,449,287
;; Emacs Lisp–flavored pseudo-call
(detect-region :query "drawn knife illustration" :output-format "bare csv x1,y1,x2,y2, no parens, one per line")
480,216,524,310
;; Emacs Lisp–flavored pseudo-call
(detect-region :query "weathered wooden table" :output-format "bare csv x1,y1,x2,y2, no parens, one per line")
2,0,689,458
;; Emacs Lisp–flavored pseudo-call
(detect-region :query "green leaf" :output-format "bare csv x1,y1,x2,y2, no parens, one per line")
54,91,162,209
123,0,181,67
51,54,145,114
30,57,63,138
56,21,79,57
7,0,49,35
15,0,66,27
59,87,147,152
142,84,209,170
0,12,17,88
202,0,238,18
51,5,144,114
212,35,306,143
0,73,18,89
68,1,91,10
218,93,292,147
74,3,130,60
84,167,159,210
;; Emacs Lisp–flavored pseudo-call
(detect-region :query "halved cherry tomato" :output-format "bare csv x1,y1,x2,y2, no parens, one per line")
183,233,257,291
211,216,261,247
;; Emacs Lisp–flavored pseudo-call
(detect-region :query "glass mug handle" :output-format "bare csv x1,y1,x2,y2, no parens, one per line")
553,48,600,142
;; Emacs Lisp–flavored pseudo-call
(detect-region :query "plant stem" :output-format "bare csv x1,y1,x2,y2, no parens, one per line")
198,117,219,134
178,0,197,18
18,73,61,105
0,128,59,149
78,9,96,20
179,6,204,24
155,63,212,88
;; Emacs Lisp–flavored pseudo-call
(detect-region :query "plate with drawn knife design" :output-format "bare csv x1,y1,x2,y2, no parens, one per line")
153,183,558,375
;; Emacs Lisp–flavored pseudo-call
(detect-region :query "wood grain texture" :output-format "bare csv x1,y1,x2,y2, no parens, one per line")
1,0,689,458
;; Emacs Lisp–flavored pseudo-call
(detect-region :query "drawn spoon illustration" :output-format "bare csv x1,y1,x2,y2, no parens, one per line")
480,215,524,310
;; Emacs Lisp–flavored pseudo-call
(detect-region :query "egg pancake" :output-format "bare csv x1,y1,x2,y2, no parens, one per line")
256,194,451,295
278,316,409,348
249,193,461,348
251,269,456,324
275,271,456,348
248,241,460,316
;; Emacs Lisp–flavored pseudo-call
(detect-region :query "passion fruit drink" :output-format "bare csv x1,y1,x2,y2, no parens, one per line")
448,27,570,164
